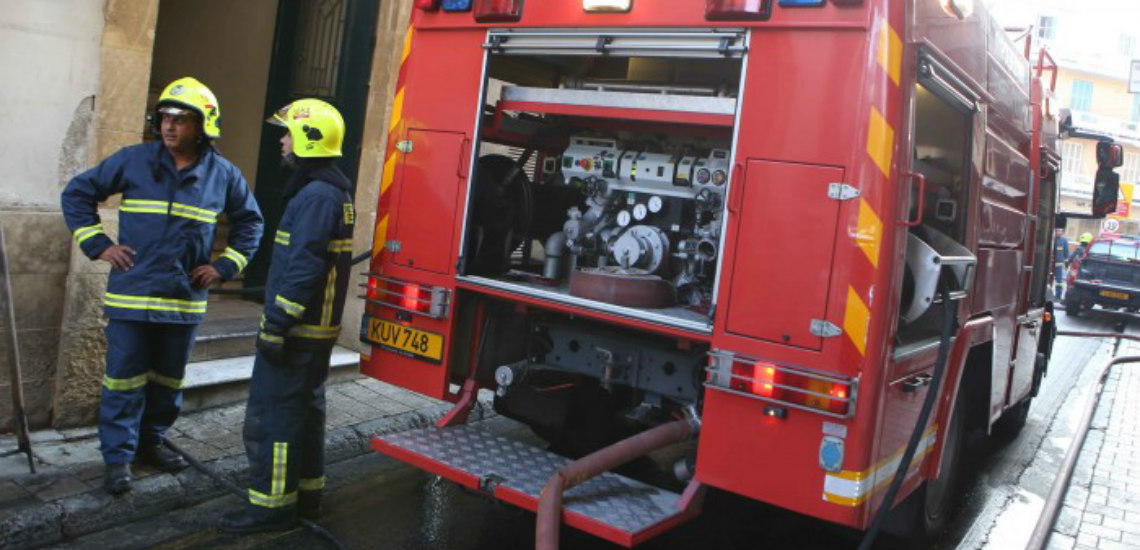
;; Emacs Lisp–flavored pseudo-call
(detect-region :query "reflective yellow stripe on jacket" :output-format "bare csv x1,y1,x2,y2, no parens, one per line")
120,199,219,224
105,292,208,314
73,224,105,245
220,247,249,272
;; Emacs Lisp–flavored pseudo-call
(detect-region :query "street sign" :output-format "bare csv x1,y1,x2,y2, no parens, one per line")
1109,182,1135,219
1103,218,1120,233
1131,60,1140,94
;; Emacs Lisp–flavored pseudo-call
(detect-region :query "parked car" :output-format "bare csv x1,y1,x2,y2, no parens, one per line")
1065,236,1140,315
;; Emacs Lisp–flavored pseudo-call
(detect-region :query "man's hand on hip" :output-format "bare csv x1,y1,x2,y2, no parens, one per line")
97,245,136,271
190,265,222,289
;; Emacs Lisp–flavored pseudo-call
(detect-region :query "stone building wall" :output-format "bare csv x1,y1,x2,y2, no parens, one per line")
0,0,105,430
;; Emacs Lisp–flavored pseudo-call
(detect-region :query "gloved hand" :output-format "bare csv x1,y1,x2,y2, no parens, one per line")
256,329,286,364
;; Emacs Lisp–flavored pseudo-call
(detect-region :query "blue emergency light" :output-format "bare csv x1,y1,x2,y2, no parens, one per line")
778,0,825,6
441,0,472,11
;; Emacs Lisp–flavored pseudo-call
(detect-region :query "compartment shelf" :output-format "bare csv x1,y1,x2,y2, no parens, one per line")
499,85,737,128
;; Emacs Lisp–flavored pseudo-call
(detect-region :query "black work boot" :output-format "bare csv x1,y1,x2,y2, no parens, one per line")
298,491,322,521
104,463,132,495
218,506,298,535
136,443,188,472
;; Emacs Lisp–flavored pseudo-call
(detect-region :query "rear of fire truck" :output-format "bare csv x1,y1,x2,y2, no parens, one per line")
358,0,1058,545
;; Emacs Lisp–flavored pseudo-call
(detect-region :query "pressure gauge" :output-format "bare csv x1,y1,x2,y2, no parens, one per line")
647,195,663,213
713,170,727,186
617,210,632,227
696,168,712,185
633,203,648,221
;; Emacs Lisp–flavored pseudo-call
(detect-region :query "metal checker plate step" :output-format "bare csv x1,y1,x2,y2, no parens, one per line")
377,425,685,536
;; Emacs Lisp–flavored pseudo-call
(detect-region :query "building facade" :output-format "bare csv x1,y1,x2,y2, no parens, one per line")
0,0,413,429
991,0,1140,240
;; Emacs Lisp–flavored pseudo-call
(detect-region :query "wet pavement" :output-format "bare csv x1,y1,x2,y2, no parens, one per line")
55,309,1131,550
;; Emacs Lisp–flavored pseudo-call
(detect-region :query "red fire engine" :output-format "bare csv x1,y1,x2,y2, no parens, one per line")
358,0,1113,546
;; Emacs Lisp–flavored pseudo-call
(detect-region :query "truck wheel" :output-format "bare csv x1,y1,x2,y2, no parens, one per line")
918,388,965,538
1063,293,1081,316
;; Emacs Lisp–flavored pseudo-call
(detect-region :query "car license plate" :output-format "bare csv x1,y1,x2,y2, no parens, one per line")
1100,290,1130,300
363,316,444,363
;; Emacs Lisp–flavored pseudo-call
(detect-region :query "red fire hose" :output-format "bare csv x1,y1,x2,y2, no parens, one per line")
535,418,699,550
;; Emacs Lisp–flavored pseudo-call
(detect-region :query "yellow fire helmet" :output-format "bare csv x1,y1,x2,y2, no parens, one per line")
268,99,344,158
1080,233,1094,244
157,77,221,139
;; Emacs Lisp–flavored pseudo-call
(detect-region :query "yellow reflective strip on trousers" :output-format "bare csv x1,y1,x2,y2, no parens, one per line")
275,230,291,246
249,489,297,508
272,442,288,496
103,373,149,391
147,371,184,389
321,267,336,326
299,477,326,491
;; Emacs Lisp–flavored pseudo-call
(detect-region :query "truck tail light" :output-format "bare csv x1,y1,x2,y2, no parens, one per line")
706,0,773,20
474,0,523,22
415,0,440,10
361,274,451,319
713,354,857,418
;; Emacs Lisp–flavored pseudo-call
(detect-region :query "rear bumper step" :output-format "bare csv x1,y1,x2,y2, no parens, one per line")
372,424,701,547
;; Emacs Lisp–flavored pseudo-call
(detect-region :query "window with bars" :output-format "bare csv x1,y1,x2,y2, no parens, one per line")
1062,141,1085,176
290,0,346,98
1070,80,1094,112
1037,15,1056,41
1123,152,1140,185
1121,34,1137,58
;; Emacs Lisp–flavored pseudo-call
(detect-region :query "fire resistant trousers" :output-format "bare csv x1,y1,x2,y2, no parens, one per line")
242,346,331,510
99,319,198,464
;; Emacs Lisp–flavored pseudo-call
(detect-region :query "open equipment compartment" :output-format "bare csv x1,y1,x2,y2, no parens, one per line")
458,28,748,335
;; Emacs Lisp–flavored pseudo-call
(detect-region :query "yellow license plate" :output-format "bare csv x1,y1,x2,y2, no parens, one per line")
364,317,444,363
1100,290,1130,300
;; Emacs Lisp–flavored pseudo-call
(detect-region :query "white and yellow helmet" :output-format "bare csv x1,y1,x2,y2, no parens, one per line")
268,99,344,158
157,77,221,139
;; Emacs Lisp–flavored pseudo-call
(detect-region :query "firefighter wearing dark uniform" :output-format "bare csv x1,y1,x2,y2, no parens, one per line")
220,99,354,534
61,77,264,495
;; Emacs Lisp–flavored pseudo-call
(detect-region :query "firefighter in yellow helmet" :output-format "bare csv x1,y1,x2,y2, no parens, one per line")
61,77,264,495
1068,232,1094,265
220,99,354,533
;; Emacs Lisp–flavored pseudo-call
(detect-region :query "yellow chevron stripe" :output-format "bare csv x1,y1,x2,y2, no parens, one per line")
843,287,870,356
373,214,389,257
866,107,894,178
877,21,903,87
381,153,399,195
854,199,883,269
390,88,405,133
402,26,414,65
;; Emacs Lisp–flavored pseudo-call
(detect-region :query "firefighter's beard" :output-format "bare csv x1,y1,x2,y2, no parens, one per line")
281,153,299,170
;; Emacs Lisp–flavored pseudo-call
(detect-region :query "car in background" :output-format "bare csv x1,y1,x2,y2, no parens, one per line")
1065,235,1140,315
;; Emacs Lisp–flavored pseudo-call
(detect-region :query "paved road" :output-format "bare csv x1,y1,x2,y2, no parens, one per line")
60,309,1125,550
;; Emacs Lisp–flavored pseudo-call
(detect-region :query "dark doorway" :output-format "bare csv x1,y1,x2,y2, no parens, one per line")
245,0,381,291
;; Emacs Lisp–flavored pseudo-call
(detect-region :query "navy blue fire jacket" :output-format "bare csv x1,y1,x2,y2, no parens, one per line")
61,142,264,324
261,166,355,348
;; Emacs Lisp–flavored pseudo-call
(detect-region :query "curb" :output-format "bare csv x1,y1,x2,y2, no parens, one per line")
0,400,487,550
